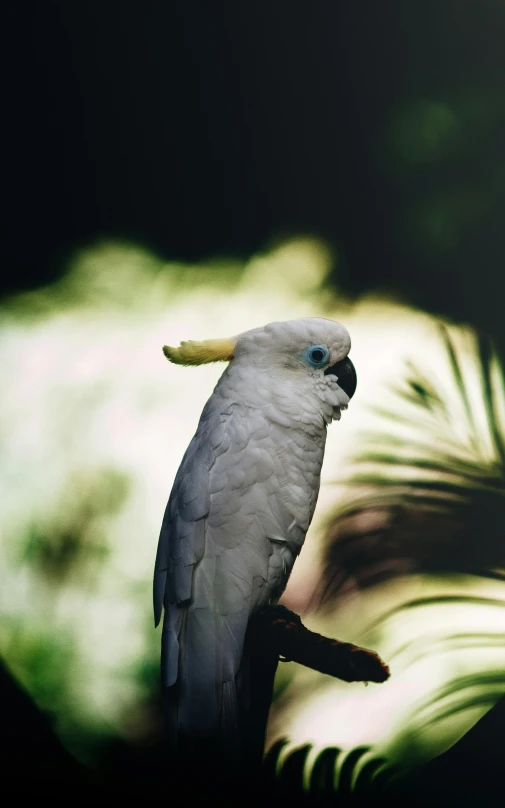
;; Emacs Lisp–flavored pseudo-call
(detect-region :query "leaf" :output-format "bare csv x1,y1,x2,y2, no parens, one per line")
309,746,341,793
319,326,505,603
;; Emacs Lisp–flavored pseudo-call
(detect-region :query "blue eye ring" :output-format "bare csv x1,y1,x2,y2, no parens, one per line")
304,344,330,368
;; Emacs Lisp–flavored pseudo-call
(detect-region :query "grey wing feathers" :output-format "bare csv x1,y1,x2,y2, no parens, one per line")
153,434,211,628
153,402,309,745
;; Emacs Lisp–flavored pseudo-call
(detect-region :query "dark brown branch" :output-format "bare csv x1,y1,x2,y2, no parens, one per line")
262,605,390,683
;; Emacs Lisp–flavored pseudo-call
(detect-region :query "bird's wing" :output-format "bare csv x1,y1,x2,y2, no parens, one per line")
153,400,306,743
153,403,214,630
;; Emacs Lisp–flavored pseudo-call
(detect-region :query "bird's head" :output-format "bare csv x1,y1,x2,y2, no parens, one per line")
163,317,356,425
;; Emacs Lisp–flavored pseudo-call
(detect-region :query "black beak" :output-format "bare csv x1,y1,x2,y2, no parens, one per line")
324,356,357,399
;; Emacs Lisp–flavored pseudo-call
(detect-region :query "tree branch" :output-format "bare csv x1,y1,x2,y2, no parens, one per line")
262,605,390,683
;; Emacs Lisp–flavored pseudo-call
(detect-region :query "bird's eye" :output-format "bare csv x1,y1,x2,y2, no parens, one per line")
305,344,330,368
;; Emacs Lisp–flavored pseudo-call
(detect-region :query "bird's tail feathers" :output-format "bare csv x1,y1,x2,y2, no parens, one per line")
162,605,257,765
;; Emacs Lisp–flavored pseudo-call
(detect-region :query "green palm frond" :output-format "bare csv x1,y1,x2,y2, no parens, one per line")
309,746,342,794
263,739,397,798
320,324,505,603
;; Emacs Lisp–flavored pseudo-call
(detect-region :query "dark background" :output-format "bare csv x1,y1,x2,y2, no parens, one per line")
5,1,505,336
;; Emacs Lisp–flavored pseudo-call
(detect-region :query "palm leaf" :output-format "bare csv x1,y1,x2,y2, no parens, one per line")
263,740,397,798
319,324,505,604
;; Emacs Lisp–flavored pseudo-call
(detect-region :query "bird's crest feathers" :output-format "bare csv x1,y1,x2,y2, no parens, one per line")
163,337,236,366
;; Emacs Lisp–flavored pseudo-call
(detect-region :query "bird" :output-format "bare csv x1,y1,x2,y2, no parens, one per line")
153,317,357,765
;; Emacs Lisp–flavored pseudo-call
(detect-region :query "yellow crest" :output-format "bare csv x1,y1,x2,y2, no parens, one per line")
162,337,236,366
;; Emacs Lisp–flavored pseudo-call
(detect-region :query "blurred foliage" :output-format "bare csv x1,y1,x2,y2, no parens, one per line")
321,326,505,596
21,468,127,583
2,620,77,719
2,235,505,795
264,739,397,798
376,89,505,263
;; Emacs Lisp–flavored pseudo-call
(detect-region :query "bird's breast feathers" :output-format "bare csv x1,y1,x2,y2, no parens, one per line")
155,398,326,622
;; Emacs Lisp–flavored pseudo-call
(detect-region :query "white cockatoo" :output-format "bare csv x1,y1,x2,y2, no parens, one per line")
153,317,356,761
